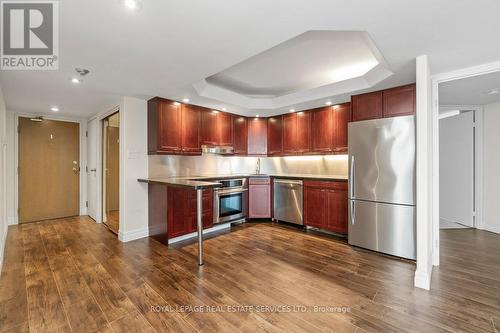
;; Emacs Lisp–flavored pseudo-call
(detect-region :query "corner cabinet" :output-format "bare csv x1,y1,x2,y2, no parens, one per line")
247,118,267,156
304,180,348,235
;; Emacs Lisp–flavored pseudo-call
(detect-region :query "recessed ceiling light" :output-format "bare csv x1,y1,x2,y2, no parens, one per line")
222,107,227,111
50,106,59,112
122,0,141,11
71,77,81,84
289,108,295,112
182,98,190,103
256,114,260,118
487,89,500,95
325,101,332,106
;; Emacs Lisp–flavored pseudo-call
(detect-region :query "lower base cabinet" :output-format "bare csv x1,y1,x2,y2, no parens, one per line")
248,178,271,218
167,187,213,239
304,181,348,235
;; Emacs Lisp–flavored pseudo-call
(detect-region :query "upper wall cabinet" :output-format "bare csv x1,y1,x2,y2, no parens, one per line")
351,84,416,122
382,84,416,118
181,104,202,155
233,116,248,155
218,112,233,146
247,117,267,156
351,91,383,122
311,106,333,153
332,103,350,152
201,110,233,147
267,116,283,156
283,112,311,155
148,98,183,154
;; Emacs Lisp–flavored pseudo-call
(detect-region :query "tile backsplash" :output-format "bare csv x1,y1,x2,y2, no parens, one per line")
148,154,348,178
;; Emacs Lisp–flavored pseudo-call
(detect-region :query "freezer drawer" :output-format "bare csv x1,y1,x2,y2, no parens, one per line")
348,200,416,260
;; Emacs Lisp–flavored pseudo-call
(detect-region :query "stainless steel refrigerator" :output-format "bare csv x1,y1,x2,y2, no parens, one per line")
348,115,416,260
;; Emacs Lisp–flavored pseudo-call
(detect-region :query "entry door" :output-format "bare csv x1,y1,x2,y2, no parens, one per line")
19,117,80,223
87,118,98,220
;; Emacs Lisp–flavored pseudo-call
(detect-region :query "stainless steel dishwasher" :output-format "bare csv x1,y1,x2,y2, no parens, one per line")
273,179,303,225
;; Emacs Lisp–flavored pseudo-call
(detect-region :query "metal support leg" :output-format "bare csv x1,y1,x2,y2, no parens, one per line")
196,189,203,266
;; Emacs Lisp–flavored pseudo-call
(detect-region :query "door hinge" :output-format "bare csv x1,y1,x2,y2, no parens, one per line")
85,131,88,137
86,166,88,172
17,125,20,133
86,201,89,208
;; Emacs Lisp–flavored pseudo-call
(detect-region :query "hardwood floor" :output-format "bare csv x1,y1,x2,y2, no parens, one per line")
104,210,119,235
1,216,499,332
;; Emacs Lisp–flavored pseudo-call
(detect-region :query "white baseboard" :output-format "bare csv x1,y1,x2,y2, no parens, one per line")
118,227,149,243
0,223,8,276
168,222,231,244
7,215,17,226
481,224,500,235
414,269,432,290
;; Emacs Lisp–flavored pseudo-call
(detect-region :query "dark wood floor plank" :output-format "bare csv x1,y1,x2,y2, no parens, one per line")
1,217,500,332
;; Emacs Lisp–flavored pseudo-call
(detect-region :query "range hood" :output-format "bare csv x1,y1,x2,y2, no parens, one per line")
201,145,234,155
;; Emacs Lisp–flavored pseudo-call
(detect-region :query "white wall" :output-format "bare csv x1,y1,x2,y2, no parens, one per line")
439,112,474,227
0,87,8,274
119,97,148,242
415,55,434,290
482,102,500,234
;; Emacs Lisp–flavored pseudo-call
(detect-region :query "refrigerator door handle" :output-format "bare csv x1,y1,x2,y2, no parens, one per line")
349,155,355,198
350,200,355,225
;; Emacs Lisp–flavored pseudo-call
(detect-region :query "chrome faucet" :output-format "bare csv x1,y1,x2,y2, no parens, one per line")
255,158,261,175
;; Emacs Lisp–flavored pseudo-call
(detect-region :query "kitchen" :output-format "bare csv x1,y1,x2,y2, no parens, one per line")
139,83,416,263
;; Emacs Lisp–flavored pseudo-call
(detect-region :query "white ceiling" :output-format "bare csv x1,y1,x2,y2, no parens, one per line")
206,31,382,97
1,0,500,118
439,71,500,106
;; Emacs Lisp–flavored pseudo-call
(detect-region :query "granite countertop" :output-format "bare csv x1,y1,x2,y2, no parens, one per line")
138,173,347,188
137,178,222,190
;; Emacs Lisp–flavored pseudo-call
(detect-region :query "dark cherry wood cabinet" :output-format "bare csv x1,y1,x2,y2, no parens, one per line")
332,103,350,153
181,104,202,155
351,84,415,122
201,110,219,146
218,112,233,146
167,187,213,239
295,111,312,153
383,84,416,118
148,98,182,154
247,118,267,156
303,180,348,235
282,112,311,154
351,91,383,122
267,116,283,156
303,185,326,228
233,116,248,155
311,106,333,153
282,114,296,154
248,178,271,218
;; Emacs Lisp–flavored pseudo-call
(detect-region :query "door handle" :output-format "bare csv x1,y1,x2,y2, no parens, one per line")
349,155,355,198
350,200,355,225
90,168,97,172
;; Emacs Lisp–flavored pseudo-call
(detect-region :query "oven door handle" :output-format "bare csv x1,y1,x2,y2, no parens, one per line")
216,188,248,195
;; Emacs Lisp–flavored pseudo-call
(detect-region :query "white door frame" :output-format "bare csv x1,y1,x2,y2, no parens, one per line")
88,105,120,226
431,60,500,266
13,113,88,224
